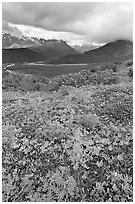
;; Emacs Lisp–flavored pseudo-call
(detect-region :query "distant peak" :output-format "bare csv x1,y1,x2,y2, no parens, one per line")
108,39,132,45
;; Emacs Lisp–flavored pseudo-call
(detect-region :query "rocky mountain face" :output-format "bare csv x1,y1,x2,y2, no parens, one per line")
29,40,78,59
2,32,37,48
2,32,133,64
49,40,133,64
2,32,78,61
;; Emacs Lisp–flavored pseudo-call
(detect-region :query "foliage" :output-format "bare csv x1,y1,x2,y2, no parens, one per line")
60,85,69,96
100,62,118,72
91,68,96,72
2,72,49,92
2,79,133,201
128,68,133,78
111,64,117,72
3,67,119,93
125,60,133,67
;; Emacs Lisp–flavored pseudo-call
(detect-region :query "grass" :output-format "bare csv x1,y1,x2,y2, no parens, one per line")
3,64,120,92
2,61,133,202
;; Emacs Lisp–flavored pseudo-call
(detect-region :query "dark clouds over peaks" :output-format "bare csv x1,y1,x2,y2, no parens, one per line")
2,2,133,45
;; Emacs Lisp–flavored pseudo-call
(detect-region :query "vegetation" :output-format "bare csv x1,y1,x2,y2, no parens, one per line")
125,60,133,67
3,66,120,92
2,61,133,201
128,68,133,78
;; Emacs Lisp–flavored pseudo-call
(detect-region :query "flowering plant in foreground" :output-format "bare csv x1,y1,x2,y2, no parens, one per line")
2,77,133,201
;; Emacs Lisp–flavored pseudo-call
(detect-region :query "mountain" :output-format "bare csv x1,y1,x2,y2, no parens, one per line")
2,32,78,60
2,32,39,48
73,44,103,53
29,46,62,59
29,39,78,59
49,40,133,64
2,48,46,64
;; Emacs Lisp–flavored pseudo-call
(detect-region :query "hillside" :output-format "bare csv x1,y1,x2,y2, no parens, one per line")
2,61,133,201
2,32,78,60
2,48,46,64
49,40,133,64
29,40,78,59
2,32,39,48
73,43,103,53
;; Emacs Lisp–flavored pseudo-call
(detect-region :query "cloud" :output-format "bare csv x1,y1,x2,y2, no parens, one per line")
7,23,86,46
2,20,23,37
2,2,133,45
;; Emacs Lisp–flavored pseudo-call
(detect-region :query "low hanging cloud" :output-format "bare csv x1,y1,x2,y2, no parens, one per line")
2,2,133,45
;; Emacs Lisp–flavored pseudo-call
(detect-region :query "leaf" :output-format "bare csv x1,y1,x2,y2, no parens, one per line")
11,143,20,149
100,138,110,145
96,160,103,168
73,162,79,171
112,183,118,191
117,154,123,161
40,141,49,153
66,176,77,196
108,145,113,151
108,198,112,202
92,147,101,156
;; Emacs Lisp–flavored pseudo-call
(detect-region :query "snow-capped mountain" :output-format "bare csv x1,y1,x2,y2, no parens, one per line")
2,32,78,62
2,31,79,63
49,40,133,64
2,32,37,48
73,43,104,53
2,32,78,54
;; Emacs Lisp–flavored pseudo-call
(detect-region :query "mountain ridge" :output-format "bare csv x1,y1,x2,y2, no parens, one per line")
2,48,46,64
73,43,104,53
48,40,133,64
2,32,78,60
2,32,133,64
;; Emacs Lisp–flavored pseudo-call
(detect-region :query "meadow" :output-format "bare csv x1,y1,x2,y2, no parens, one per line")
2,61,133,201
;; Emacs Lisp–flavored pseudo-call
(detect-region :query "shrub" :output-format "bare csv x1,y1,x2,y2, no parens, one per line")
128,68,133,78
2,67,120,92
125,60,133,67
60,86,69,96
2,82,133,202
47,81,59,92
91,84,133,125
100,64,109,71
91,68,96,73
101,63,118,72
2,72,49,92
114,61,121,65
96,70,119,85
111,64,117,72
75,113,101,131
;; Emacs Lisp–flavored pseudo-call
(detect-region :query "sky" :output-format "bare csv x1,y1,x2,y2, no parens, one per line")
2,2,133,46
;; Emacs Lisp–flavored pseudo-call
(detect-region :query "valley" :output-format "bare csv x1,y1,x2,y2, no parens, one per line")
2,32,133,66
3,62,102,78
2,31,133,202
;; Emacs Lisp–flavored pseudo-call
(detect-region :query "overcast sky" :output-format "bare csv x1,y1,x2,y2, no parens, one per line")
2,2,133,46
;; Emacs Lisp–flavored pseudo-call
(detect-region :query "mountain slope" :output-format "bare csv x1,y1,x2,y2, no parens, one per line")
2,32,79,60
73,44,103,53
49,40,133,64
2,32,39,48
2,48,46,64
29,40,78,59
29,46,62,59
